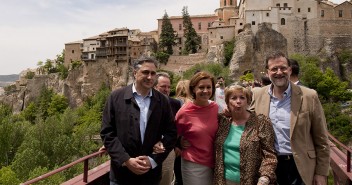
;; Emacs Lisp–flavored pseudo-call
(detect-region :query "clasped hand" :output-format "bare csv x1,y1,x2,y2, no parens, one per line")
125,156,151,175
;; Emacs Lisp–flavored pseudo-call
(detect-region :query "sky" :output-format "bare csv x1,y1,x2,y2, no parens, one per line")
0,0,347,75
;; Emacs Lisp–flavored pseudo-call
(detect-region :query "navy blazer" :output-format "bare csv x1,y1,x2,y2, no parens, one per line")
101,84,177,184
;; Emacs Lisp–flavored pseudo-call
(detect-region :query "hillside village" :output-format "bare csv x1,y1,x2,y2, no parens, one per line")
1,0,352,112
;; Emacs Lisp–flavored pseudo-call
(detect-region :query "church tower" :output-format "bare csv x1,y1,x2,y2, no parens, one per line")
216,0,238,25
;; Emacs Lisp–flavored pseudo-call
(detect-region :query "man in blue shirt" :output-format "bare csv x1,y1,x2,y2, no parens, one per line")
101,57,177,185
250,52,330,185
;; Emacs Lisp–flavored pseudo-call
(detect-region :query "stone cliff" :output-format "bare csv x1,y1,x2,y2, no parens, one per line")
0,59,129,113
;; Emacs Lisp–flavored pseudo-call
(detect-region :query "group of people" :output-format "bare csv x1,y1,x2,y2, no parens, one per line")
100,51,330,185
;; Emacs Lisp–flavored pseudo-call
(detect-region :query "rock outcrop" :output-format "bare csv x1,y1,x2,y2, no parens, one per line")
0,59,128,113
230,23,287,79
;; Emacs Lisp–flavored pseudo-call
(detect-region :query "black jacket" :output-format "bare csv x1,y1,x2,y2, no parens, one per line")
101,84,177,184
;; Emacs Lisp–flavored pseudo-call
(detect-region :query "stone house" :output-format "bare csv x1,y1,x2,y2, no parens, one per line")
64,40,83,67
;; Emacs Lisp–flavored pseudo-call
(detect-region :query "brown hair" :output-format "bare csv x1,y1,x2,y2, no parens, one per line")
189,71,216,99
224,85,252,105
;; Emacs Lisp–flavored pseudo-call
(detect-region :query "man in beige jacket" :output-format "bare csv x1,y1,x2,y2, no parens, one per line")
250,51,330,185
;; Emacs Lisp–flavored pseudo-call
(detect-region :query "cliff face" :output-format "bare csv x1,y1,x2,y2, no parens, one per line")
0,59,128,113
230,23,287,79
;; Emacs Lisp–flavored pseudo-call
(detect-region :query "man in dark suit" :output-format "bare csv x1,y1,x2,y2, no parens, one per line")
101,57,177,185
154,72,182,185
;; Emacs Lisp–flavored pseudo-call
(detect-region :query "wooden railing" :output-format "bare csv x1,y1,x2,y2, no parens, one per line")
21,150,106,185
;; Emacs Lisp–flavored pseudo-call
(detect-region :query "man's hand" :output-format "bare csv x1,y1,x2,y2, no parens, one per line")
125,157,150,175
137,156,152,169
313,175,327,185
153,141,165,154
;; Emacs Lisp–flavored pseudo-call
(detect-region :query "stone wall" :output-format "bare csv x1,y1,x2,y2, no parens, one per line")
159,53,207,74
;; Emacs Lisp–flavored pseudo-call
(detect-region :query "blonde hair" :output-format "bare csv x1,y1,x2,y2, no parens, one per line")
224,85,252,105
176,80,189,97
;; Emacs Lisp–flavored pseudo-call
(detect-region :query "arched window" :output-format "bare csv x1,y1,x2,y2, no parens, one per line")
224,0,227,6
281,18,286,25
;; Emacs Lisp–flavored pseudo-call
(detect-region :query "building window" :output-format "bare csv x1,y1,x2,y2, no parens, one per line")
179,24,182,30
281,18,286,25
339,10,343,17
240,23,243,25
220,36,224,39
208,22,211,27
298,8,300,13
198,22,202,30
267,13,270,17
72,50,74,54
230,0,233,5
321,10,324,17
252,21,255,25
284,3,288,7
276,3,280,7
224,0,226,6
308,8,311,12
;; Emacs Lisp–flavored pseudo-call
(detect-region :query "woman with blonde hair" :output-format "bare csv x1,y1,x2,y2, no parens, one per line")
214,85,277,185
175,80,192,105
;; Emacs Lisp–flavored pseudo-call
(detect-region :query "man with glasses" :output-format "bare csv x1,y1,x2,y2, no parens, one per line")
250,52,330,185
101,56,177,185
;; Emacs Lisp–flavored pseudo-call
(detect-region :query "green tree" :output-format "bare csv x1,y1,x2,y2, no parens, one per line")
182,6,201,54
0,167,21,185
159,11,176,55
154,51,170,65
224,40,235,66
0,119,30,167
21,102,37,123
25,71,35,79
317,68,352,102
44,59,54,74
47,94,69,116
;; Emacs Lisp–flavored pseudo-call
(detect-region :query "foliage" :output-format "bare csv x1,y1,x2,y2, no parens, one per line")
0,167,21,185
3,84,16,94
25,71,35,79
71,60,82,70
153,51,170,65
240,72,254,82
323,103,352,144
27,166,65,185
337,49,352,64
21,102,37,123
182,6,201,54
0,119,30,167
316,68,352,102
223,40,235,66
0,103,12,123
159,11,176,55
181,63,231,84
47,94,69,116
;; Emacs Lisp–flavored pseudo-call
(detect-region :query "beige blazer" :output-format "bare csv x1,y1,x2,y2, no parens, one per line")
250,82,330,185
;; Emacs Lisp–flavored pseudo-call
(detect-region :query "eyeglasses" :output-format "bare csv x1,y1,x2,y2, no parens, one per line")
268,66,289,73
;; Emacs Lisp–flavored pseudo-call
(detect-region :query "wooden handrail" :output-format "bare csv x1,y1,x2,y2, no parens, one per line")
327,132,352,172
21,150,106,185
